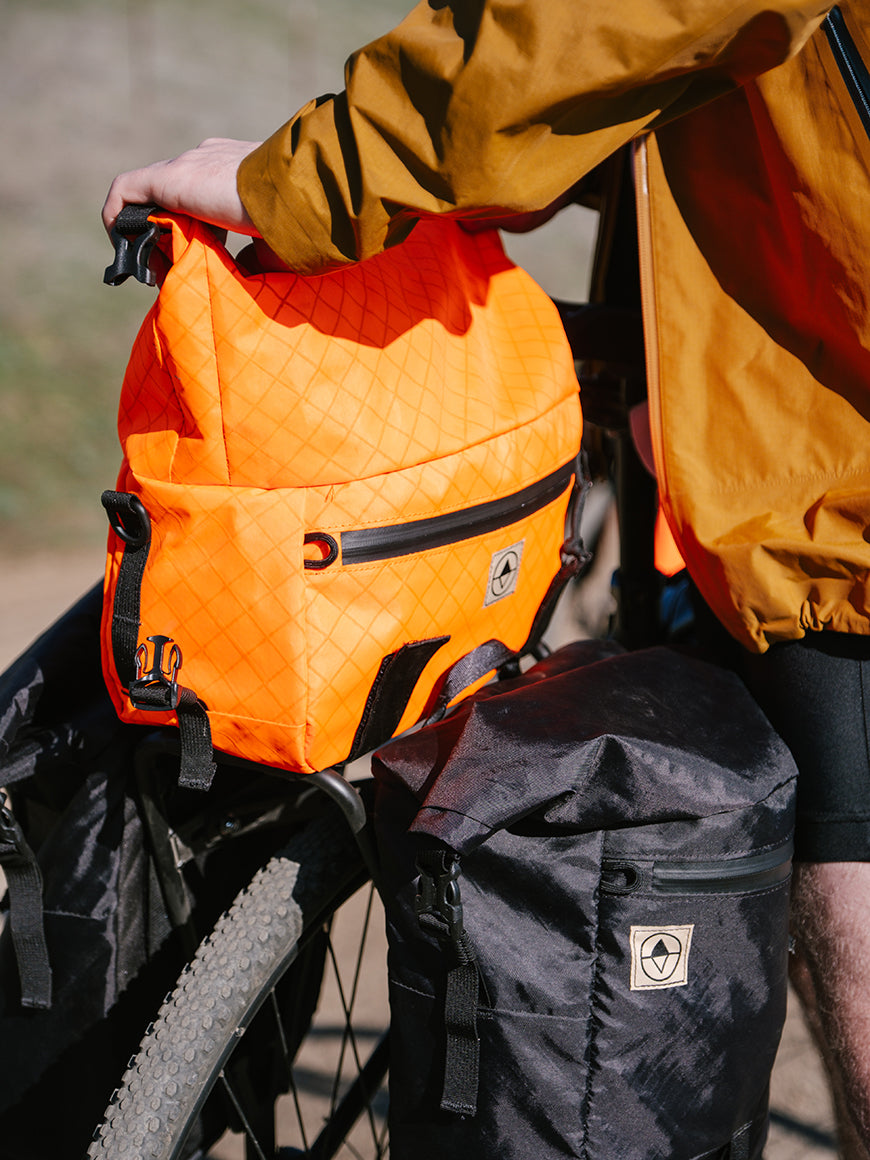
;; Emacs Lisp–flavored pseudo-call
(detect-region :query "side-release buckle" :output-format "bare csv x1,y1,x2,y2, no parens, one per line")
414,849,466,945
129,634,183,711
0,791,26,863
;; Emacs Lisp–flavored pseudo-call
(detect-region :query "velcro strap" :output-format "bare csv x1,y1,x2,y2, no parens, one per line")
440,961,481,1116
348,636,450,762
427,454,593,723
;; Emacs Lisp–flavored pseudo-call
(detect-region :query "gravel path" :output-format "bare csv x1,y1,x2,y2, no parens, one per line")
0,549,105,670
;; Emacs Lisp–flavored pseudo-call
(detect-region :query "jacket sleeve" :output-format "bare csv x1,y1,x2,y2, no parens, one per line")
237,0,830,273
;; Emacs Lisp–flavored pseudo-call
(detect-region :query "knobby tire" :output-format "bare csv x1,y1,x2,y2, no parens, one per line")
86,803,388,1159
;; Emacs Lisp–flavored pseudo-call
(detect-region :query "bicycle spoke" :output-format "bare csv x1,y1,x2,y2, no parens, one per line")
324,887,382,1149
377,1113,390,1156
305,1035,390,1160
219,1071,272,1160
285,1063,311,1155
260,885,386,1158
327,927,364,1101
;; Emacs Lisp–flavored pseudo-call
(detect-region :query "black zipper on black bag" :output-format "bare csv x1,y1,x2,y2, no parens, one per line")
825,6,870,138
318,459,575,567
600,841,793,897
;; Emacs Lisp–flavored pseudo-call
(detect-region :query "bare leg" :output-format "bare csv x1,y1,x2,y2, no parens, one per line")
790,861,870,1159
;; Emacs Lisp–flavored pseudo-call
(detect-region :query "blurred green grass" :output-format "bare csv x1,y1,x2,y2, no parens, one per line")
1,0,594,554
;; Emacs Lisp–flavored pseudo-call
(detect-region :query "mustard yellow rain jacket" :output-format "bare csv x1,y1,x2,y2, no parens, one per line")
238,0,870,653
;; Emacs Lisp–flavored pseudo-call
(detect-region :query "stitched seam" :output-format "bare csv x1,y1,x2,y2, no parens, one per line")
669,463,870,502
203,244,232,486
43,909,105,921
861,656,870,790
578,827,605,1160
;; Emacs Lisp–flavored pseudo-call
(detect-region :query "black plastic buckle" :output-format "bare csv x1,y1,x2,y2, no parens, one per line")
129,635,183,711
104,204,162,286
415,850,466,944
0,791,26,864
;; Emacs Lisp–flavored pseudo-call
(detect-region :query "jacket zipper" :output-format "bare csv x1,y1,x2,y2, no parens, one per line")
825,6,870,138
632,139,669,512
325,459,576,566
600,841,793,897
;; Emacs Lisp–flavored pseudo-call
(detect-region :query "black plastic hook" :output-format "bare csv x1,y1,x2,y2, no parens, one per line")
104,204,162,286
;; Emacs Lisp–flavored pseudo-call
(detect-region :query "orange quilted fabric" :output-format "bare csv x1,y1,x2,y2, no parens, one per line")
102,212,582,773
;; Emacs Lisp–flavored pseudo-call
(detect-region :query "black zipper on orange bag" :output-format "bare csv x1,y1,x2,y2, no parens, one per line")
305,460,575,569
825,6,870,137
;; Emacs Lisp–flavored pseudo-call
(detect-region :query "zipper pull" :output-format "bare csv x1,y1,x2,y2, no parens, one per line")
303,532,339,570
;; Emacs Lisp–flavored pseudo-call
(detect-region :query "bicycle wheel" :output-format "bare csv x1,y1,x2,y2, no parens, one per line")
87,799,389,1160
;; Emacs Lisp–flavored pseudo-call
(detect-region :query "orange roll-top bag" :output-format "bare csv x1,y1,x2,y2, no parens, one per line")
100,210,585,789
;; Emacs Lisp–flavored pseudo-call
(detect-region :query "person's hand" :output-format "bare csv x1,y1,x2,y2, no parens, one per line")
102,138,262,235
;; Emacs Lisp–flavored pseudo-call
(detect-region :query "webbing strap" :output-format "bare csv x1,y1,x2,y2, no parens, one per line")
0,793,51,1009
103,492,216,793
101,490,151,689
519,451,593,656
415,847,483,1116
130,683,217,793
430,639,515,721
176,689,217,792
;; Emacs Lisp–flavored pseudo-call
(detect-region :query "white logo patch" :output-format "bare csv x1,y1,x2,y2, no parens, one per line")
484,540,524,606
630,925,694,991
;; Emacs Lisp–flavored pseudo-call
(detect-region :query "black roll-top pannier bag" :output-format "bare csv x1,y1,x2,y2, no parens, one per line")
372,638,798,1160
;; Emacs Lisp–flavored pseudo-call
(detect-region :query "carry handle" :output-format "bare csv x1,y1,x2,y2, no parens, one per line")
104,203,163,286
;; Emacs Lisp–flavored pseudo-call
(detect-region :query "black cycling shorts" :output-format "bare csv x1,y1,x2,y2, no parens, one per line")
739,631,870,863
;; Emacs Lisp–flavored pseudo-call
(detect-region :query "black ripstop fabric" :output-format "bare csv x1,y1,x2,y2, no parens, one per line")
373,639,798,1160
0,584,172,1156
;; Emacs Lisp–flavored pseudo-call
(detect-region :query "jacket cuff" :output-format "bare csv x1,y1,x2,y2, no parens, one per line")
237,102,363,275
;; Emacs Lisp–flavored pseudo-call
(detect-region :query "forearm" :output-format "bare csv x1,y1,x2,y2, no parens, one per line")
238,0,830,273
